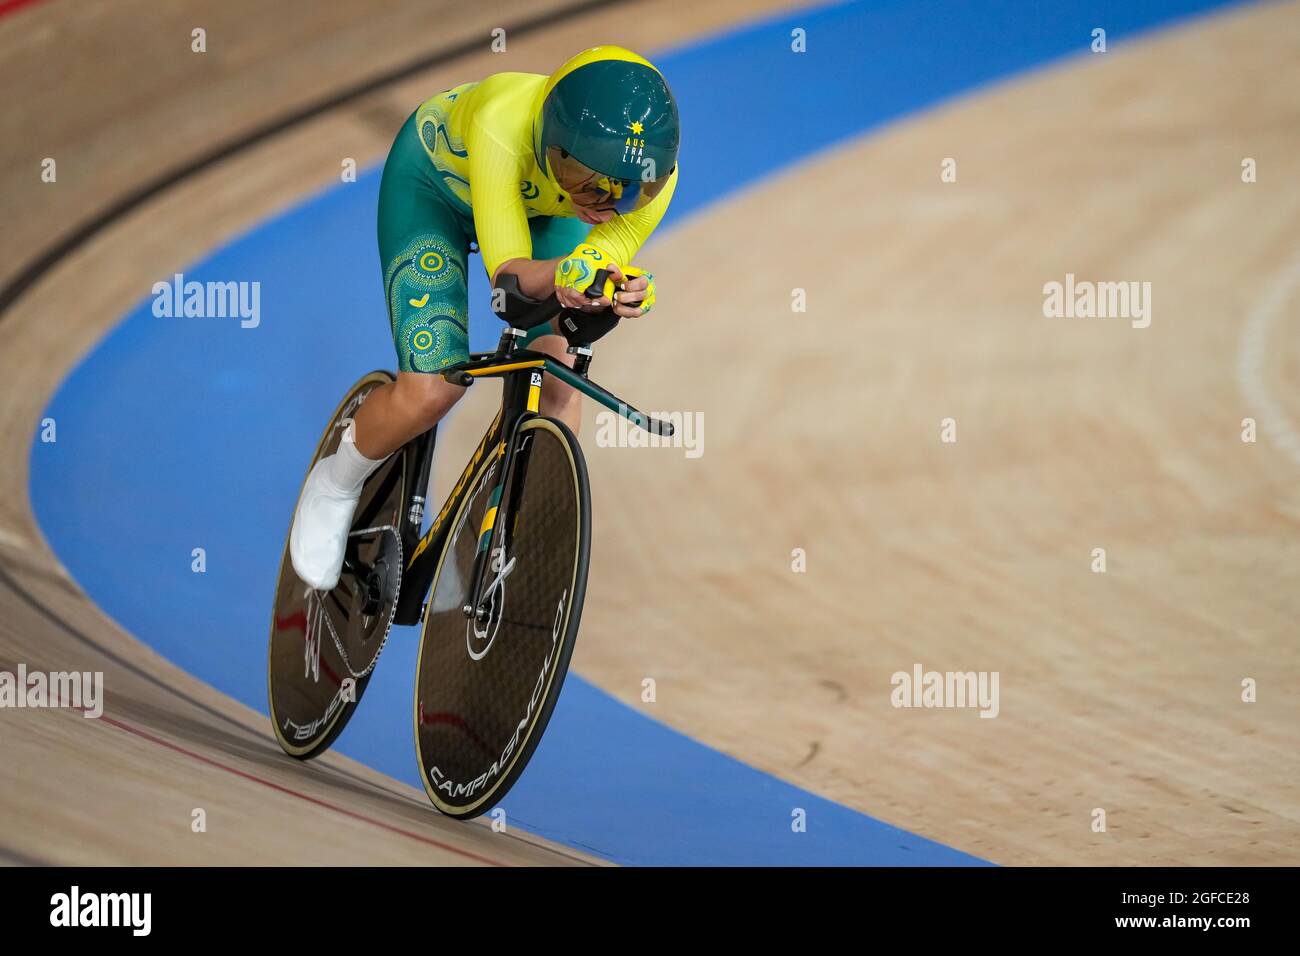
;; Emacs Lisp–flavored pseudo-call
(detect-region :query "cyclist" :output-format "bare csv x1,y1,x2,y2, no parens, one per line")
290,45,679,590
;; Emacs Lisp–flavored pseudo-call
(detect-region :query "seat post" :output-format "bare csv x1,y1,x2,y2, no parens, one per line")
497,327,526,355
568,344,593,378
404,425,438,547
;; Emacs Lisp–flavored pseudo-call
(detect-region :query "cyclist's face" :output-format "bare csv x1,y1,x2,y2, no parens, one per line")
548,148,617,222
547,147,669,222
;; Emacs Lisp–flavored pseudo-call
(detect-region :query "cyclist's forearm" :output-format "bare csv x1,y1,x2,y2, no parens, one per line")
493,257,560,300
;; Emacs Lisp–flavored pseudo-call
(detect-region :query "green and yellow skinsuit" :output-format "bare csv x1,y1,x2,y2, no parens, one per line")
378,72,678,373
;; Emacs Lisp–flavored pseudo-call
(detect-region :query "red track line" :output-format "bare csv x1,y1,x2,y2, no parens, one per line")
83,708,507,866
0,0,48,19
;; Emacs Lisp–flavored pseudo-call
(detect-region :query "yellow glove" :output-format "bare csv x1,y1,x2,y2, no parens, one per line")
555,244,616,298
617,266,657,315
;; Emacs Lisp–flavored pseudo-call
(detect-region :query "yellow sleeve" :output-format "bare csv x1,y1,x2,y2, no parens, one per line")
584,164,679,267
466,117,532,280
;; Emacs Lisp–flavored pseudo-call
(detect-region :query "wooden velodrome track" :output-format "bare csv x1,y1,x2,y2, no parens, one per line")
3,0,1299,865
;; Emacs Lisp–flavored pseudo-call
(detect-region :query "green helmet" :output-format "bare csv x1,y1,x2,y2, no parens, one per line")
535,46,679,210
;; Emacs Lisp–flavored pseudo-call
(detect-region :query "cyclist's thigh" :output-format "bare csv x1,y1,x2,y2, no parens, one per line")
378,113,473,373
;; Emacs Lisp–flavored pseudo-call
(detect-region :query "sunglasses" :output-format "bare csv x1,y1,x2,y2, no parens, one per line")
548,148,670,214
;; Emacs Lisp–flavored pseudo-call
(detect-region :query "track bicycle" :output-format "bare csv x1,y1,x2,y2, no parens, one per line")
267,274,672,818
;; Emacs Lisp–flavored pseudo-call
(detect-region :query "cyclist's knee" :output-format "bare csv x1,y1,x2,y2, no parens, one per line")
395,372,465,431
528,333,572,366
541,376,580,414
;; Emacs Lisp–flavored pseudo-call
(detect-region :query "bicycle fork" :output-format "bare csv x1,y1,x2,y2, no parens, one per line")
460,368,543,622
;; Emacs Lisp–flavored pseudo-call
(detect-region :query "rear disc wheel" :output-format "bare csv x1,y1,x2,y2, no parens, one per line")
268,371,405,759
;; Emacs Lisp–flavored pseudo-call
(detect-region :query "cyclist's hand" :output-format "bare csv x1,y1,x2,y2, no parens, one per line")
612,267,656,318
554,245,621,312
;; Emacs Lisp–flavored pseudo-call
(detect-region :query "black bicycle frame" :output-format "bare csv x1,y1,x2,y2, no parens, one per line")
390,300,677,628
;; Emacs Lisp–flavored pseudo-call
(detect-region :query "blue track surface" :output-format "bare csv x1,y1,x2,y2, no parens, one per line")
30,0,1243,865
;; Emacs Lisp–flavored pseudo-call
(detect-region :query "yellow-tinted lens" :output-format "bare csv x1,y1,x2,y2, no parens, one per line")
547,147,670,211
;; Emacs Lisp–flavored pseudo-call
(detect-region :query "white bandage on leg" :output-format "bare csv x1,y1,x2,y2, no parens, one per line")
289,431,391,591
